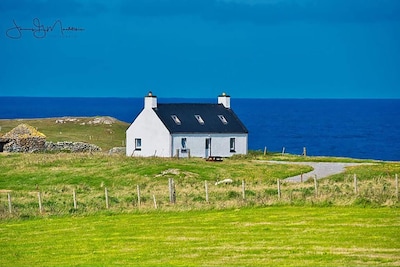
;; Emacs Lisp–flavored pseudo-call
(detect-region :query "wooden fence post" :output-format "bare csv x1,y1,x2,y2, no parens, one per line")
105,187,109,209
7,192,12,214
395,174,399,200
152,194,157,209
205,181,209,203
242,180,246,200
314,175,318,197
277,179,281,199
137,185,141,207
168,178,172,203
169,178,176,204
301,173,303,183
38,191,43,213
73,189,77,209
354,174,358,194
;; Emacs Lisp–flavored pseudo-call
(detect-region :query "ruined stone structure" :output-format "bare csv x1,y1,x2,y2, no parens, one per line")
2,124,46,152
1,124,101,153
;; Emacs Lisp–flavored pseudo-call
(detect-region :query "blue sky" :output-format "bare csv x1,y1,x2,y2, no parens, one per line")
1,0,399,98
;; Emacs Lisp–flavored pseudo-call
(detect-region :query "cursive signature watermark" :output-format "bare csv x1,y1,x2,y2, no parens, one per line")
6,18,84,39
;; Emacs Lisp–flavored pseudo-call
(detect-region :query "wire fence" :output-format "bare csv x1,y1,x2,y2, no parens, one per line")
1,174,398,218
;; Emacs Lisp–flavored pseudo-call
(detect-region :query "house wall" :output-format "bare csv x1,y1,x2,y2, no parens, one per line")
172,133,248,158
126,109,171,157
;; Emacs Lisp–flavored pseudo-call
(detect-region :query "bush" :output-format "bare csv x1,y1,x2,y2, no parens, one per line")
353,197,373,207
227,191,241,199
264,188,278,196
192,196,206,202
245,190,256,197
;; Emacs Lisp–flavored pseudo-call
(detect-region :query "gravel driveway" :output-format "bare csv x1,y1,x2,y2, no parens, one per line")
266,161,369,182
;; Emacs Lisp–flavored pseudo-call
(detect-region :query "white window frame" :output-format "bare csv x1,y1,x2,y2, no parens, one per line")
135,138,142,151
181,138,187,148
218,115,228,125
181,137,187,153
171,115,181,125
194,114,205,125
230,137,236,152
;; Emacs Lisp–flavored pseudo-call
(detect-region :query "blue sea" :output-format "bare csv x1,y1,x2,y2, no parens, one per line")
0,97,399,161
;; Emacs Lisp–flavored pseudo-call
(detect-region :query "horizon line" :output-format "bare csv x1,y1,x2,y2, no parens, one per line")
1,96,399,100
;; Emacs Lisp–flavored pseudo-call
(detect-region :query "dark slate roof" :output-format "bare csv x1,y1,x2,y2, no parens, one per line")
153,103,248,134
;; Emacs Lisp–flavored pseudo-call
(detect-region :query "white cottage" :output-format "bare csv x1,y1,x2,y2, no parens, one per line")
126,92,248,158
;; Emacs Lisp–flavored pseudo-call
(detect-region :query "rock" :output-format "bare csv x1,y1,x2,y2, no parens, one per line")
55,118,79,124
215,178,233,185
88,116,116,125
53,116,117,125
108,147,126,155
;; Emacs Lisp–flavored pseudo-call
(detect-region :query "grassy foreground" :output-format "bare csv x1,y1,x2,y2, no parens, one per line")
1,206,399,266
1,153,399,218
1,118,399,266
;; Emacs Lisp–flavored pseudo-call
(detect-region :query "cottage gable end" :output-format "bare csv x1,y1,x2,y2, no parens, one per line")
126,108,170,156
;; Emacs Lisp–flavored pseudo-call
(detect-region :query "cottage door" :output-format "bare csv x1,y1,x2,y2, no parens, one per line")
205,138,211,158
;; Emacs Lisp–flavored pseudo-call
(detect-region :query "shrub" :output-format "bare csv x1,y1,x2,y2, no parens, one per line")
192,196,206,202
245,190,256,197
264,188,278,196
227,191,240,199
353,197,373,207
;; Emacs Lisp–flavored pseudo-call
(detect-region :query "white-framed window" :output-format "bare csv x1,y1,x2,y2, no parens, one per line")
218,115,228,124
205,138,211,149
135,138,142,150
194,114,205,125
230,138,236,152
171,115,181,125
181,138,187,149
181,137,187,153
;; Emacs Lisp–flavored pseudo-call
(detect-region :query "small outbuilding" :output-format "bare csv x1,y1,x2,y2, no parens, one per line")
126,92,248,158
2,124,46,153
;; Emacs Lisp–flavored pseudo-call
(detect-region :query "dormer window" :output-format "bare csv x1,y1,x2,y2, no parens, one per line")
218,115,228,124
171,115,181,125
194,114,205,125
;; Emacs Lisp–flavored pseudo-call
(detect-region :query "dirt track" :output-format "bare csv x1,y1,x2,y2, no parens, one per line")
266,161,370,182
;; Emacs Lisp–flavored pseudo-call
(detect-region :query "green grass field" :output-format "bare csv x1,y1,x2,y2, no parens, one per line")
1,207,399,266
1,153,399,217
1,118,399,266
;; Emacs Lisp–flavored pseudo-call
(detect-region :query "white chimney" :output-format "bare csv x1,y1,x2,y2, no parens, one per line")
144,91,157,109
218,92,230,109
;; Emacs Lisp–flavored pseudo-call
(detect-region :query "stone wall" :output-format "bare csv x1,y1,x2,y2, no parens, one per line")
45,141,102,153
4,137,46,153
